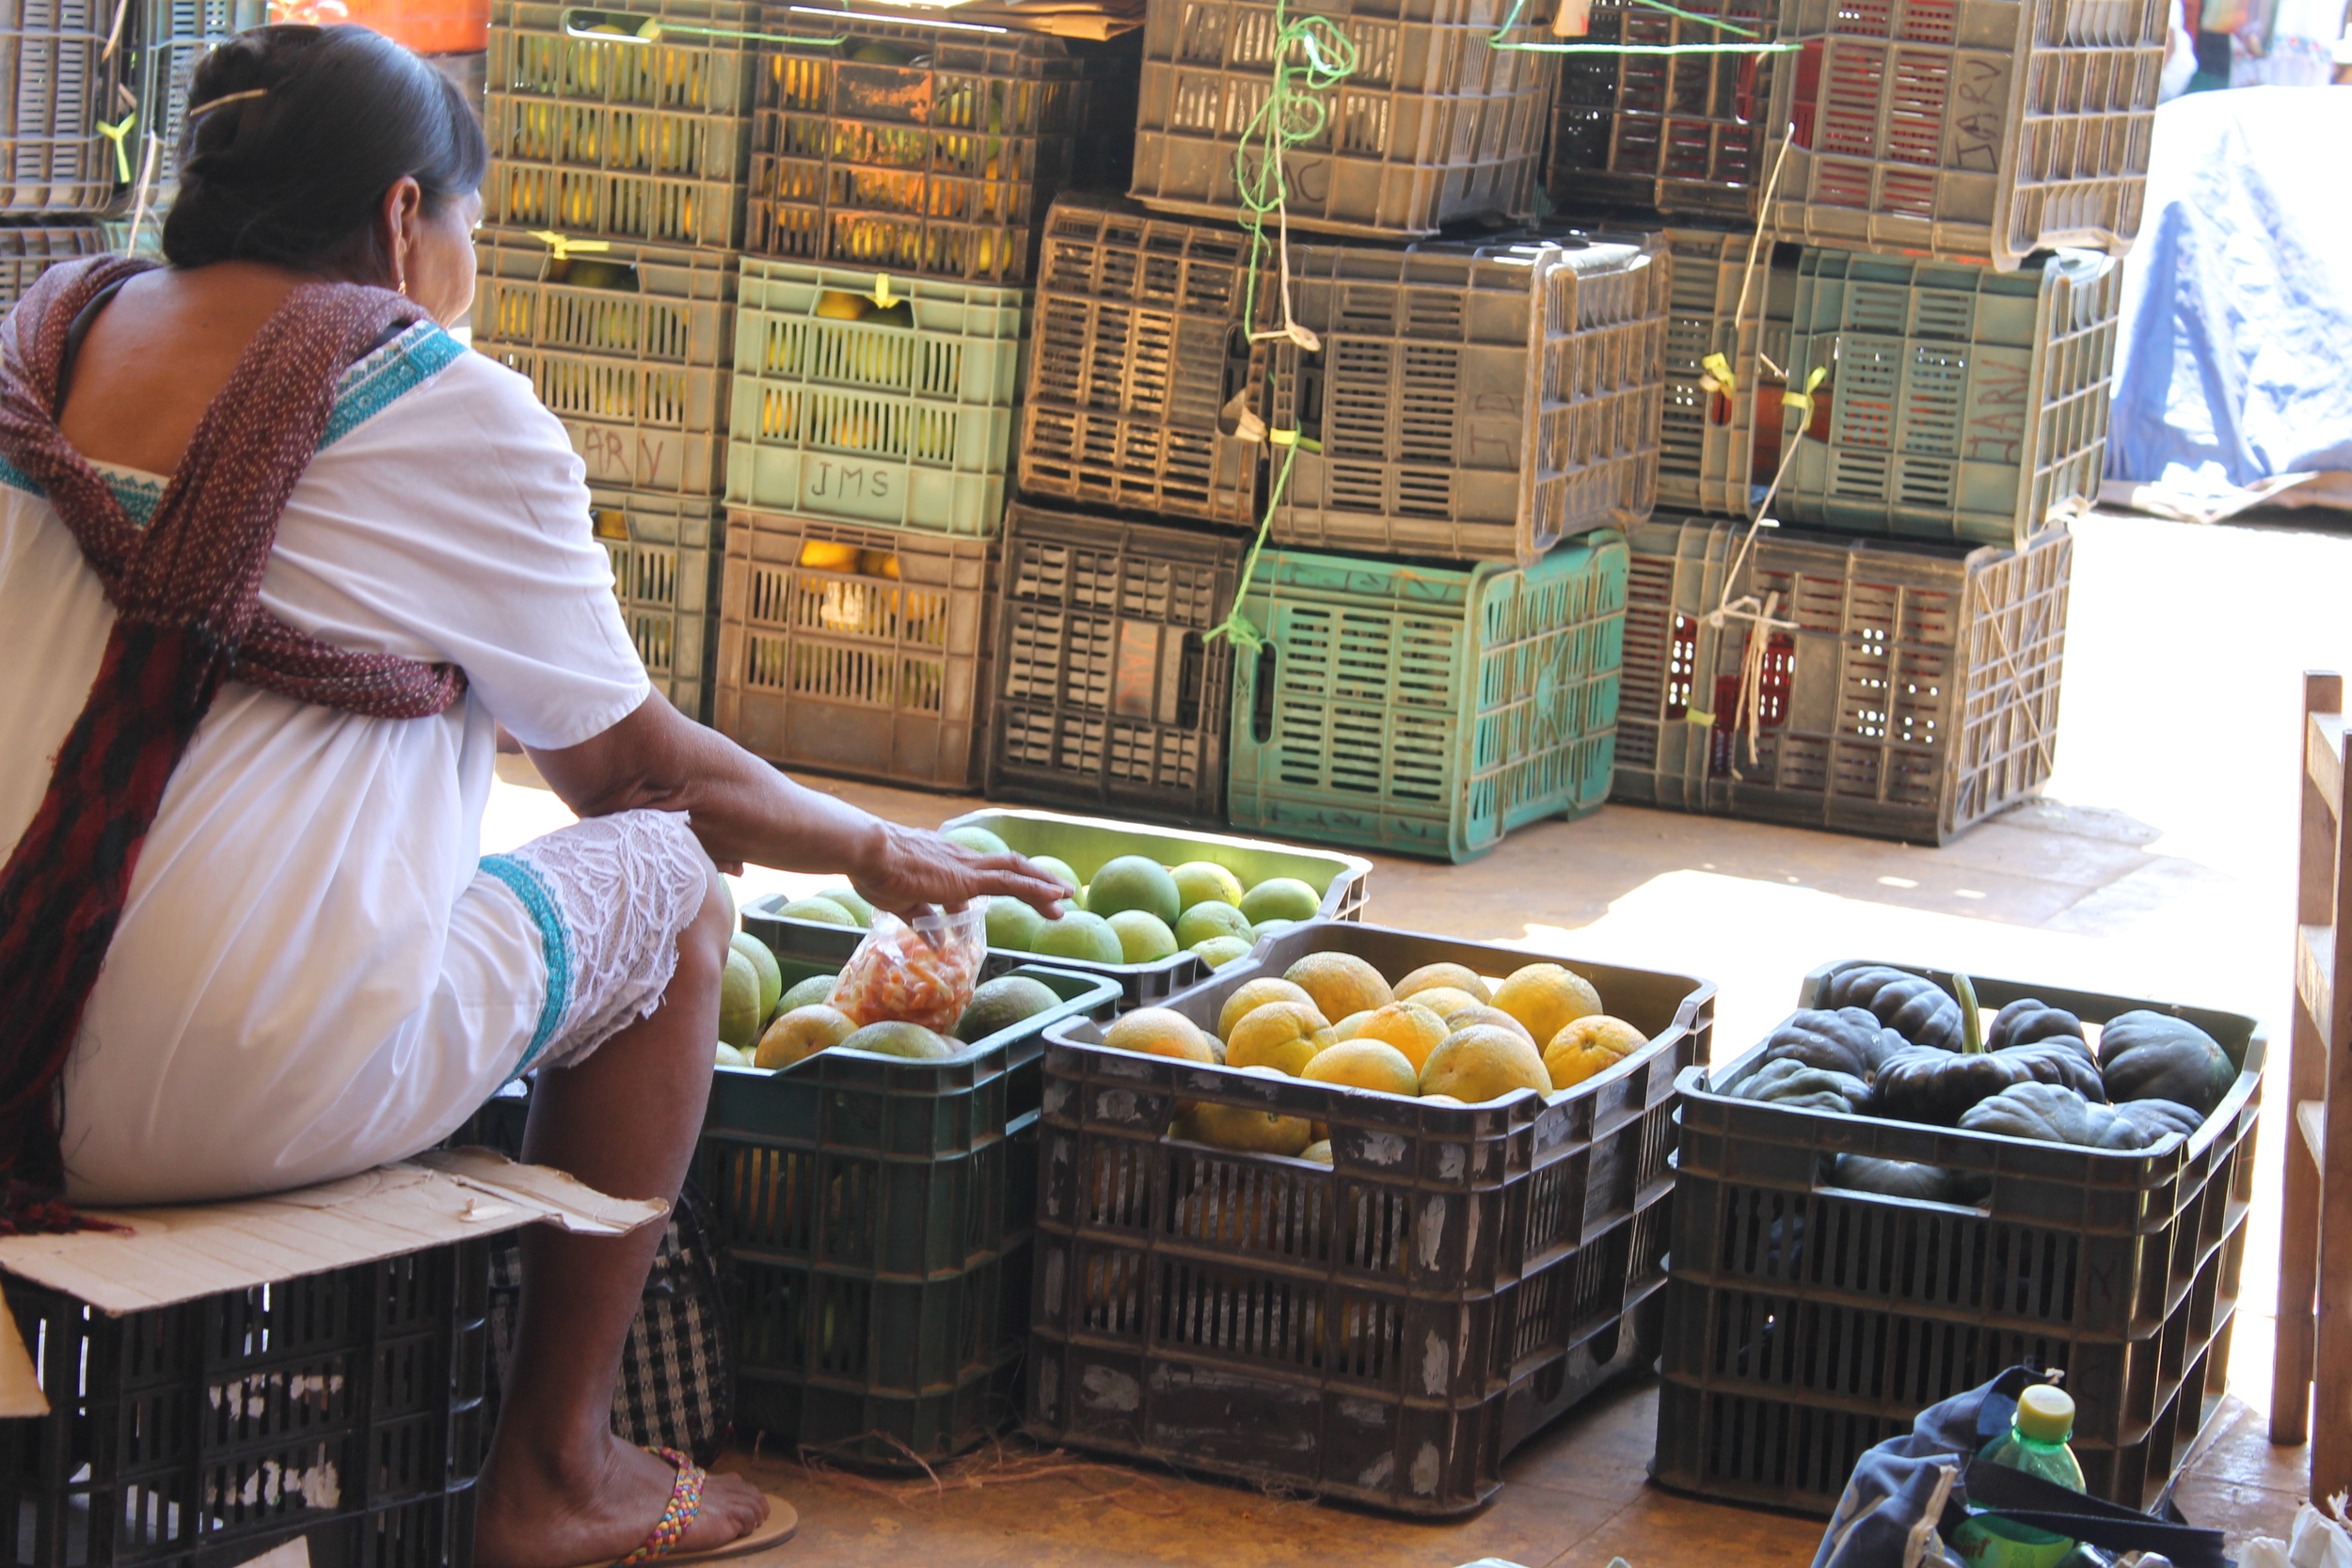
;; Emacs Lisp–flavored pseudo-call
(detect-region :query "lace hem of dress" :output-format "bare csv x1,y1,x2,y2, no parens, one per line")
496,809,708,1075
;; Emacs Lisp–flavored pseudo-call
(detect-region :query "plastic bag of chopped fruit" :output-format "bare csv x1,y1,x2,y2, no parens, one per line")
826,905,987,1035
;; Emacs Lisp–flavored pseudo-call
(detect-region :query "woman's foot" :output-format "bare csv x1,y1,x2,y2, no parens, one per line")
476,1432,774,1568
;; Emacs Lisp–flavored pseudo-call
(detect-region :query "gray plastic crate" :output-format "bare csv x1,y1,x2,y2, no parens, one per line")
0,0,117,214
1614,514,2071,844
1765,0,2165,269
470,225,735,497
714,507,994,789
745,9,1089,286
1545,0,1779,222
1017,193,1266,529
131,0,265,201
1774,247,2119,548
1128,0,1558,240
985,502,1245,826
0,219,103,309
593,486,723,721
1657,229,1793,517
1269,230,1668,567
483,0,757,246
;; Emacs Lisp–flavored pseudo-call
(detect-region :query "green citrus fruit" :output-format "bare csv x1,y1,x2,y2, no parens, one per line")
780,973,837,1011
718,950,763,1050
1169,862,1245,910
956,975,1062,1041
1191,935,1253,969
840,1021,957,1059
1177,900,1255,948
1086,855,1182,927
1035,910,1124,965
1106,909,1180,964
729,932,783,1021
1240,877,1321,925
985,895,1046,952
777,896,856,927
944,825,1011,856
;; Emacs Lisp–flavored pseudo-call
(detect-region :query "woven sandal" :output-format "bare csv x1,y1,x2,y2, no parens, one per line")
610,1448,798,1567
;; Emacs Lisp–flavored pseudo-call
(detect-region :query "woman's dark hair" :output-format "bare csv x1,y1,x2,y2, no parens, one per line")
163,25,487,280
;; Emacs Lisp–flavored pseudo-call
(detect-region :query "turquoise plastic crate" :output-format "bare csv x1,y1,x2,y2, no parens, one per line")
708,915,1118,1464
1227,531,1629,862
1775,247,2119,548
592,487,722,721
723,258,1025,536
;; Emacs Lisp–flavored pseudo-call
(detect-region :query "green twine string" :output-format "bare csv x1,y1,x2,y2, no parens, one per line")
1232,0,1357,335
1206,442,1302,652
1486,0,1799,52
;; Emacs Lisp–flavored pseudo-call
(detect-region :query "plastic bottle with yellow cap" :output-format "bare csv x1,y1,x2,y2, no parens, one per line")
1950,1385,2087,1568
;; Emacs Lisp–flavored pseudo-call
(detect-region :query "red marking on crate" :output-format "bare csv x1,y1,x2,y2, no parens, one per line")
1820,45,1885,157
1895,0,1958,43
1887,50,1948,165
1791,40,1823,147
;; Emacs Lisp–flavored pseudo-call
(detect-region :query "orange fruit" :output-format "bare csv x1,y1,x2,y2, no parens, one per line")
1301,1039,1420,1097
1420,1093,1467,1107
1283,953,1392,1022
755,1005,855,1069
1180,1066,1314,1155
1394,963,1491,1006
1330,1009,1374,1041
1545,1015,1647,1091
1448,1005,1536,1045
1301,1140,1334,1164
1403,985,1485,1023
1492,963,1603,1047
1225,1001,1331,1076
1347,1001,1452,1072
1218,976,1316,1040
1103,1007,1215,1063
1419,1024,1551,1104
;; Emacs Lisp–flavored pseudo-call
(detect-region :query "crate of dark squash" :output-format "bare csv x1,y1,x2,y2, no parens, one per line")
1653,959,2262,1517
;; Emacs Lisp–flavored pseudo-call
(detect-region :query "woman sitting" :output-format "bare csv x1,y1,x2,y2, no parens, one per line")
0,24,1065,1568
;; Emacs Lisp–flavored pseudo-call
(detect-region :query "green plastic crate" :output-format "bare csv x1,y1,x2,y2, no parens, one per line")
707,915,1117,1464
1227,532,1629,862
1775,246,2120,548
723,257,1025,535
592,486,722,721
471,225,735,496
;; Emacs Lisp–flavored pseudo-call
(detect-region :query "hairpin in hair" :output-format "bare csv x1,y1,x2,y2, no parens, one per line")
188,87,267,119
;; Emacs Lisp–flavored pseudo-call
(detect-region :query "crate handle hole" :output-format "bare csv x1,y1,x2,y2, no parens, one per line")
548,255,641,293
1250,643,1277,745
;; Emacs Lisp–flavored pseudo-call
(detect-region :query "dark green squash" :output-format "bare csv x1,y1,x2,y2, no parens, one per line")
1832,1154,1966,1202
1987,999,2090,1057
1820,964,1963,1052
1728,1058,1872,1114
1868,974,2106,1125
1957,1082,2109,1146
1760,1007,1907,1079
2094,1098,2205,1151
2097,1011,2234,1117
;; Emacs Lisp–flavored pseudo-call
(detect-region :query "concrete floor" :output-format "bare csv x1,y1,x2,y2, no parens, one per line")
483,508,2352,1565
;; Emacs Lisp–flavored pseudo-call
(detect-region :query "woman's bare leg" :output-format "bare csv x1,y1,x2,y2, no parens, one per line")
474,864,772,1568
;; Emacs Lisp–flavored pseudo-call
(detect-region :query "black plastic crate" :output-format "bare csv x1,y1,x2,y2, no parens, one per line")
1017,193,1266,529
1128,0,1559,239
0,0,118,214
1028,920,1714,1513
1614,515,2072,844
1269,231,1668,567
0,219,103,310
745,9,1089,285
985,502,1245,826
1651,958,2262,1514
484,0,759,248
130,0,264,203
1544,0,1778,223
1,1243,490,1568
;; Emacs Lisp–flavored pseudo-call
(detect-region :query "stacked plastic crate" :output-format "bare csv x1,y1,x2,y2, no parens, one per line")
1549,0,2153,844
469,0,758,722
710,9,1094,787
993,0,1668,862
0,0,145,304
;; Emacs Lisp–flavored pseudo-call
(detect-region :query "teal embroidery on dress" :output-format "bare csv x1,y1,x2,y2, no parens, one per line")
320,323,464,451
480,852,573,1079
0,456,168,524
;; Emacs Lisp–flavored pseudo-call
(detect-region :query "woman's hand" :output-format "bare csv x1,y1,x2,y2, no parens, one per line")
849,818,1072,921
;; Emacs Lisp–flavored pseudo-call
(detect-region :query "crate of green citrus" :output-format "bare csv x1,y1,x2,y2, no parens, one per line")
1025,920,1714,1513
751,808,1375,1007
707,908,1118,1464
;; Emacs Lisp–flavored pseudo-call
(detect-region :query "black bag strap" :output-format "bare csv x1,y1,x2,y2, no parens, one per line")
1953,1459,2228,1568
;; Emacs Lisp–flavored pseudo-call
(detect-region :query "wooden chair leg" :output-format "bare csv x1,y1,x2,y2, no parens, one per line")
2272,1005,2323,1443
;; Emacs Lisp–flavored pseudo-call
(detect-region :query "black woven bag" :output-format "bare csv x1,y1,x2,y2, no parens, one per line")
488,1179,735,1465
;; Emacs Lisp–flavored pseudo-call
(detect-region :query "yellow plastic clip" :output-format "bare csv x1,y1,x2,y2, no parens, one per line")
1698,351,1736,398
1686,707,1716,727
1782,365,1829,422
1268,427,1297,447
530,230,612,263
97,113,135,183
871,275,897,309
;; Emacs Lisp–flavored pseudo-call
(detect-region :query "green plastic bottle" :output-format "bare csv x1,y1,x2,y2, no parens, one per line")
1950,1386,2087,1568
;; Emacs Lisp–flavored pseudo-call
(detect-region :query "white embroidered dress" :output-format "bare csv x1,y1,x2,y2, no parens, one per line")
0,323,708,1206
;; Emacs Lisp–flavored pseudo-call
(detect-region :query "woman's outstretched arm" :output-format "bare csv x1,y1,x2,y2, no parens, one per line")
527,692,1070,918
